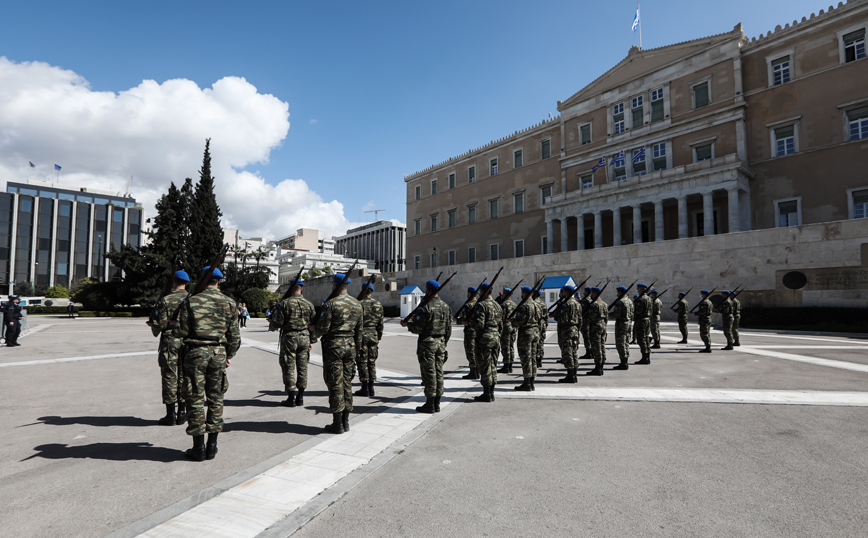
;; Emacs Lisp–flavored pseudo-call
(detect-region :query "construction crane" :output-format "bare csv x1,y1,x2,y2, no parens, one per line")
124,176,133,197
365,209,385,221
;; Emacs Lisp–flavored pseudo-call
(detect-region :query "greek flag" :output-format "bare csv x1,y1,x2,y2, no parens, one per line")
632,6,640,32
611,151,625,166
29,161,35,168
632,147,646,163
591,157,607,172
54,164,62,171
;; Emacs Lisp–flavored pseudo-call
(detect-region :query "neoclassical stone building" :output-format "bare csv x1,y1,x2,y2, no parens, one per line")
405,0,868,268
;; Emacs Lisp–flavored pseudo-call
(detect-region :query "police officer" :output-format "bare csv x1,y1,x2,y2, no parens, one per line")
147,270,190,426
403,280,452,413
3,296,23,346
269,278,316,407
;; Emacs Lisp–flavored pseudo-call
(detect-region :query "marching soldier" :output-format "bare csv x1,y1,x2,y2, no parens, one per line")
173,267,241,462
533,288,548,368
497,287,518,374
269,278,316,407
611,285,634,370
578,287,593,359
312,274,364,434
650,289,663,349
147,270,190,426
554,286,581,383
694,290,713,353
585,287,608,376
457,287,479,380
672,291,689,343
356,283,384,397
732,293,742,346
402,280,451,414
719,291,735,350
468,283,502,402
634,283,653,364
512,286,540,391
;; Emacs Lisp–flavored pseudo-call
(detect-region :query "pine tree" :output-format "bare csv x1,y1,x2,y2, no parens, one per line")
188,139,224,273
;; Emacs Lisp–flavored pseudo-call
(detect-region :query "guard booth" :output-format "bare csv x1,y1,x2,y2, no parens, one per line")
399,286,424,319
539,275,578,312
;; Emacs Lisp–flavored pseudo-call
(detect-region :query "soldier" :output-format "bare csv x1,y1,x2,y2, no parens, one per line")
719,291,735,350
672,292,689,343
456,287,479,380
512,286,540,391
3,296,23,347
402,280,452,413
585,287,608,376
312,274,363,434
533,288,548,368
650,289,663,349
269,278,316,407
174,267,241,462
147,270,190,426
732,293,742,346
356,283,384,397
633,283,653,365
553,286,581,383
497,287,518,374
611,285,634,370
468,283,502,402
578,287,593,359
694,290,713,353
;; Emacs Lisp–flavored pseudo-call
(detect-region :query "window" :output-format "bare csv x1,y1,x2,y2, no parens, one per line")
612,153,626,180
468,247,477,263
773,125,796,157
844,29,866,63
631,95,644,128
489,199,499,219
513,192,524,214
847,105,868,141
514,240,524,258
652,142,667,171
468,205,477,224
414,218,421,235
468,166,476,182
448,173,456,189
431,179,438,195
694,143,713,162
489,243,499,261
514,149,523,168
448,209,456,228
581,174,593,189
540,185,552,205
490,158,498,176
414,185,421,200
693,81,710,108
632,148,646,176
580,123,592,145
776,199,801,227
651,88,664,122
771,56,791,86
613,103,625,134
448,250,456,266
541,139,551,159
430,252,437,267
852,189,868,219
414,255,421,269
430,214,438,232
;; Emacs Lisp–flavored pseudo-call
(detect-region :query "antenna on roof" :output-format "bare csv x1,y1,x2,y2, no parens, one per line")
125,176,132,197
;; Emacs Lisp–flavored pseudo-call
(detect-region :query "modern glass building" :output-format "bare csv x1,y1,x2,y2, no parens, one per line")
0,180,143,295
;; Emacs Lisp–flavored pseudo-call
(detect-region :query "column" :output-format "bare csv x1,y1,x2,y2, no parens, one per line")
50,199,59,287
632,205,642,244
560,218,569,253
546,220,554,255
727,188,740,233
8,194,18,295
703,192,714,236
593,212,603,249
31,197,39,286
654,200,664,242
677,196,688,238
612,208,622,247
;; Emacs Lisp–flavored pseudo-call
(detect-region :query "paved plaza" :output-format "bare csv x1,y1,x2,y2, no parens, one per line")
2,315,867,537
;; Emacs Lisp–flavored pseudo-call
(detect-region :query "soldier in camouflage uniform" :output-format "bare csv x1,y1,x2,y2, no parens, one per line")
672,292,689,343
269,278,316,407
585,287,608,376
718,290,735,350
649,290,663,349
356,283,384,397
694,289,713,353
497,287,518,374
633,283,653,364
403,280,452,413
512,286,540,391
312,274,363,434
732,294,742,346
468,283,502,402
147,270,190,426
456,287,479,380
611,285,634,370
554,286,581,383
533,289,548,368
173,267,241,462
579,287,593,359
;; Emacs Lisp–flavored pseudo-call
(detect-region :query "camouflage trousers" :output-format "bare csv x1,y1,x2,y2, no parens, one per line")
581,325,590,356
357,334,379,382
417,336,447,397
183,345,228,437
475,335,500,387
590,327,608,367
698,317,711,348
158,334,185,405
558,328,580,369
635,318,651,355
500,329,516,366
651,316,661,345
678,317,688,340
463,327,477,368
722,315,734,346
537,327,547,362
322,337,357,413
279,331,310,392
516,328,539,379
733,316,740,343
615,321,632,362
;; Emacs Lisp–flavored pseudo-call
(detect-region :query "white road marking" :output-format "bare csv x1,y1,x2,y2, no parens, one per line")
735,347,868,374
0,344,258,368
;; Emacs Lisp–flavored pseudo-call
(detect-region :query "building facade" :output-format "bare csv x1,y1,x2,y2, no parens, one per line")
405,1,868,267
0,180,144,294
334,220,407,272
273,228,335,254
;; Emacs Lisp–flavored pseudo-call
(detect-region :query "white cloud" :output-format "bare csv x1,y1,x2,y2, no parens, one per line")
0,56,357,239
309,118,318,125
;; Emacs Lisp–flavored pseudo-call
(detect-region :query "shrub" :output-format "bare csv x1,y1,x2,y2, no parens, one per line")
45,284,70,299
241,288,271,314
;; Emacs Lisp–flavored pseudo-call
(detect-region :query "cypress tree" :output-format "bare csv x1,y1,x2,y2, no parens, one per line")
189,139,224,273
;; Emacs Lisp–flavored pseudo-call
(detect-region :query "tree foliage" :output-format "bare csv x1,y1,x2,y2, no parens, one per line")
188,139,224,274
44,284,70,299
219,264,269,300
241,288,271,314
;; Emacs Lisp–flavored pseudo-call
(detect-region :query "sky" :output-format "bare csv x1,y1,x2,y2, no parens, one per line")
0,0,832,239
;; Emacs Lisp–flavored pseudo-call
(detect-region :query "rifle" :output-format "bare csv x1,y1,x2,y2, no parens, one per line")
435,271,443,283
689,287,717,313
670,287,693,311
356,273,377,301
595,279,611,299
280,266,305,301
466,266,505,319
642,279,659,294
712,285,742,312
402,272,456,323
453,276,488,322
496,279,523,304
609,279,638,311
655,288,670,301
507,275,545,321
313,259,358,323
169,244,230,323
548,275,591,314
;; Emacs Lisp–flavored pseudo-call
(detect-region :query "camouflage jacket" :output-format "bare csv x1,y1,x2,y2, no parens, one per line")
585,297,609,332
314,291,363,350
579,295,592,329
149,288,187,338
634,294,652,320
456,297,477,325
512,297,541,332
651,298,662,318
732,297,741,319
360,296,385,340
673,298,689,319
696,298,713,320
407,295,452,343
534,297,549,330
499,298,517,333
173,287,241,359
612,295,634,324
718,298,734,318
553,296,581,332
271,294,316,340
470,296,502,344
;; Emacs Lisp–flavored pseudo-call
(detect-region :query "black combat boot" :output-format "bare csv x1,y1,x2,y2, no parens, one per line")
497,363,511,374
185,435,205,462
677,339,688,344
585,365,601,376
558,369,572,383
354,381,370,397
175,403,187,425
651,342,661,349
159,404,176,426
733,341,740,346
368,379,376,398
283,391,297,407
490,383,496,401
635,354,651,365
530,377,536,391
507,363,514,373
295,388,305,406
433,395,442,412
722,345,734,350
205,432,219,460
514,378,532,391
416,396,436,413
462,367,478,380
342,409,351,432
536,358,542,368
699,347,712,353
324,412,345,434
474,385,493,402
613,361,629,370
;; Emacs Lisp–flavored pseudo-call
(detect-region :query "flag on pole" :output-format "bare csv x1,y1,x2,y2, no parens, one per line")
632,147,646,163
29,161,35,168
632,5,640,32
591,157,607,172
54,164,62,171
611,151,625,166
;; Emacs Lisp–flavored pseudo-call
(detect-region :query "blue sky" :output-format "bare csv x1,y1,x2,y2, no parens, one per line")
0,0,831,236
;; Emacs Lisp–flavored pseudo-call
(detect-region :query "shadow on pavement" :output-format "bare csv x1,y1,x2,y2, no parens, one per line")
26,416,159,428
22,442,180,462
223,421,322,435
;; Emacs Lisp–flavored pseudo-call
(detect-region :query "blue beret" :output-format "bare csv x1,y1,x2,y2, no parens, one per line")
521,286,532,293
479,283,491,291
174,270,190,282
701,289,710,294
616,286,627,292
722,290,731,295
503,287,511,293
650,289,659,294
467,286,477,293
562,285,575,294
366,283,374,291
591,286,602,292
679,291,686,296
203,267,223,279
584,287,591,292
334,274,350,284
289,278,304,287
637,283,647,288
426,280,440,291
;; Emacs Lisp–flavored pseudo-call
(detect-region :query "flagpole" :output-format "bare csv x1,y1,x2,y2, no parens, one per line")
638,1,642,50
